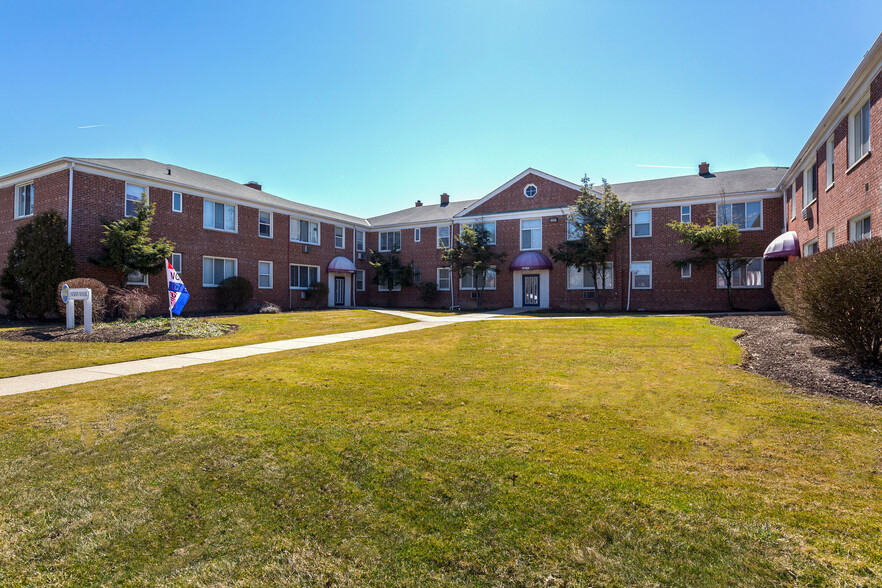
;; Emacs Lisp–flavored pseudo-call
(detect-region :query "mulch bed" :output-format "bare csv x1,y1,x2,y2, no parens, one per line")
0,323,237,343
710,314,882,406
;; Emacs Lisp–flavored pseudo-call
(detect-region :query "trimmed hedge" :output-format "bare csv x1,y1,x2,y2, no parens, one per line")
773,238,882,365
56,278,108,324
217,276,254,312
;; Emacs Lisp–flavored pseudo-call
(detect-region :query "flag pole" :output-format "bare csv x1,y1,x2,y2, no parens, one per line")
167,258,174,332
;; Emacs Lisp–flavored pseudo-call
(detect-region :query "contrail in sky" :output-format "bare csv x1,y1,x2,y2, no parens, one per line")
77,124,107,129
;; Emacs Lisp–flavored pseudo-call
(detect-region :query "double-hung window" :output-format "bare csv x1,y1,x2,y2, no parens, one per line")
826,138,835,187
355,270,365,291
171,252,182,273
790,185,796,221
290,218,320,244
826,228,835,249
258,211,272,238
14,183,33,219
717,201,762,230
258,261,273,289
466,221,496,244
680,205,691,224
172,191,182,213
460,268,497,290
379,231,401,252
632,210,651,237
803,239,819,257
290,264,319,289
803,164,817,208
437,268,451,291
203,256,237,287
125,183,148,217
356,230,365,252
681,263,692,279
203,200,236,232
566,218,582,241
631,262,652,289
520,219,542,250
127,270,148,286
849,97,871,166
717,258,763,288
413,268,422,284
567,263,613,289
334,226,345,248
437,226,450,248
850,212,871,242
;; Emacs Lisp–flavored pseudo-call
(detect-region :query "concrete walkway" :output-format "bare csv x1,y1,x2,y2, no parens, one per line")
0,309,782,397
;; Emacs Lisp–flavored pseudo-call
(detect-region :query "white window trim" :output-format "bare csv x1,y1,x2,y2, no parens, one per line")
13,181,34,219
414,227,421,243
524,183,537,198
335,225,345,249
355,269,366,292
826,228,835,250
258,260,273,289
258,210,273,239
459,267,497,291
631,261,652,289
172,191,183,213
289,217,321,245
202,256,238,287
681,263,692,279
379,230,401,252
356,230,366,252
632,209,652,237
203,199,238,234
849,210,872,242
436,225,451,249
680,205,691,224
803,239,819,257
126,271,149,286
520,219,542,251
566,264,614,290
437,267,451,291
716,258,764,289
171,252,183,274
716,200,764,232
847,94,871,169
802,164,817,209
289,263,321,290
790,184,796,221
825,137,835,189
125,183,149,218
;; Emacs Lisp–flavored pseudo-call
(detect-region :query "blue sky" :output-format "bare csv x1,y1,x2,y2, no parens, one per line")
2,1,880,217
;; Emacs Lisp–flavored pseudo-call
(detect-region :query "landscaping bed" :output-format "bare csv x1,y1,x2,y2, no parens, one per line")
711,314,882,405
0,317,236,343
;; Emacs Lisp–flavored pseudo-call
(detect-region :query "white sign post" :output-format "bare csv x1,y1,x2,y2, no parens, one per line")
61,284,93,333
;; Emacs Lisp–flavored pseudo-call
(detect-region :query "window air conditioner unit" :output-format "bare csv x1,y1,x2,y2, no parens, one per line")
302,244,311,253
802,207,812,221
300,291,307,299
357,252,365,260
582,290,597,300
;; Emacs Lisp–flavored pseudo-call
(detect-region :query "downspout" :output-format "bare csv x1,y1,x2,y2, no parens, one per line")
626,209,633,312
288,224,292,310
351,224,356,307
449,221,455,310
67,162,75,244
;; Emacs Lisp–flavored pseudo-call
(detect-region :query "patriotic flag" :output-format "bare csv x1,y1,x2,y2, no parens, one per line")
166,259,190,315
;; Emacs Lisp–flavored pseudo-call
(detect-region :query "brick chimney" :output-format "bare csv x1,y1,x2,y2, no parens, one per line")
698,162,710,176
415,200,423,207
245,181,262,191
440,193,450,206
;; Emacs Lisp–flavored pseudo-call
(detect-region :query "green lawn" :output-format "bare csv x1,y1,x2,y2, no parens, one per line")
0,310,411,378
1,317,880,586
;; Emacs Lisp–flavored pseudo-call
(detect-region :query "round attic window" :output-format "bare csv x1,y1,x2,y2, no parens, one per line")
524,184,537,198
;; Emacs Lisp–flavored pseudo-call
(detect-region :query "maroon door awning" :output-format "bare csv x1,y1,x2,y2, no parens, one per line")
763,231,800,259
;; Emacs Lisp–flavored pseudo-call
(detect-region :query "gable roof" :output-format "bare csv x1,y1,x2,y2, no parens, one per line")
72,158,370,226
367,199,480,227
609,167,787,204
456,168,583,217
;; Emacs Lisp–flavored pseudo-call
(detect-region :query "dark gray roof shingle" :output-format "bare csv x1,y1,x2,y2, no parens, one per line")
367,199,480,226
74,158,370,226
609,167,788,203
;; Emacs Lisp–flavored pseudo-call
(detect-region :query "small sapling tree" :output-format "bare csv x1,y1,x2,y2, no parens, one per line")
442,223,506,310
549,177,629,311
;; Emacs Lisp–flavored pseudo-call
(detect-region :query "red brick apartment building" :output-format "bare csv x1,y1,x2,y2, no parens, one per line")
1,32,879,314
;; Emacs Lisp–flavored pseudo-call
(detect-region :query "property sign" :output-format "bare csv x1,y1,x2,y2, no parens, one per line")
60,284,93,333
